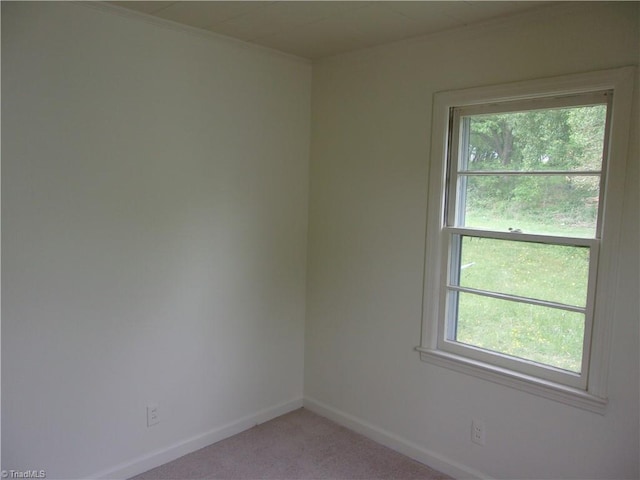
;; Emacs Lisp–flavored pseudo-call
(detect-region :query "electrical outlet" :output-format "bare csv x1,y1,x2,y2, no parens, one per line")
471,420,485,445
147,404,159,427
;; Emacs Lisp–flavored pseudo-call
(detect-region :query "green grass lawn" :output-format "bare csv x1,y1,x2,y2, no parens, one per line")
464,212,595,238
452,214,590,373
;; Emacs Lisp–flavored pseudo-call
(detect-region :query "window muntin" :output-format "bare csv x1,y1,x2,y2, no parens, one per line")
438,92,610,388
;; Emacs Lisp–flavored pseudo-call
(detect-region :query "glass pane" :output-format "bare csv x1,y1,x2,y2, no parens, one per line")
460,104,607,172
457,174,601,237
457,236,589,307
454,291,584,373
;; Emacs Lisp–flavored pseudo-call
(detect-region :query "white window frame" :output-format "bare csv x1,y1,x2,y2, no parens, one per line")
417,67,635,413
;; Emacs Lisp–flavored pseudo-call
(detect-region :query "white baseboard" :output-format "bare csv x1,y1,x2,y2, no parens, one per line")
91,397,303,480
303,396,491,480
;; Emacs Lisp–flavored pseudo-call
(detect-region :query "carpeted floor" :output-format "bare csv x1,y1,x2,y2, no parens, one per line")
130,408,452,480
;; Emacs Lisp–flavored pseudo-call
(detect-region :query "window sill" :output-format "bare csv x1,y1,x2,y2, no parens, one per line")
416,346,607,414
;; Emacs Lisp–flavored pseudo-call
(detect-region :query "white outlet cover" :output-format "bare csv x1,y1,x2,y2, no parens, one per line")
471,420,485,445
147,404,159,427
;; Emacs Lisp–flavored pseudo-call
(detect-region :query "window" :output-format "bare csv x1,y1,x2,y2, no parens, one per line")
418,68,634,412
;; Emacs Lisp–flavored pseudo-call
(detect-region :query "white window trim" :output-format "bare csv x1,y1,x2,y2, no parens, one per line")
418,67,635,414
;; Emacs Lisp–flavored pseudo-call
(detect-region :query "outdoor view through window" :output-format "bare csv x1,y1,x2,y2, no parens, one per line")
446,97,608,375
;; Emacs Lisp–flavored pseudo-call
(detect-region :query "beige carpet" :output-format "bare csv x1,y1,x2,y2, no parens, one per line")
131,408,452,480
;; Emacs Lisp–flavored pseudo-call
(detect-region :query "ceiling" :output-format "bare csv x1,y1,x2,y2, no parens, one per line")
108,1,553,60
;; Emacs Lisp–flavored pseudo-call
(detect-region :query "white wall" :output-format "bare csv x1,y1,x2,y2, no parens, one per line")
2,3,310,478
305,3,639,479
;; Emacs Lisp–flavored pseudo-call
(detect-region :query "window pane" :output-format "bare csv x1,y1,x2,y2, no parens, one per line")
460,104,607,172
457,236,589,307
457,174,600,237
454,291,584,373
